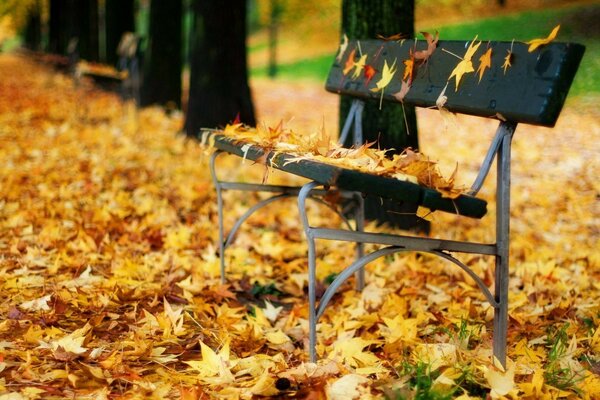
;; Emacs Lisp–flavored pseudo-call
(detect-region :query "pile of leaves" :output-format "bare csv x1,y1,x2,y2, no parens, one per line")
212,121,462,198
0,53,599,400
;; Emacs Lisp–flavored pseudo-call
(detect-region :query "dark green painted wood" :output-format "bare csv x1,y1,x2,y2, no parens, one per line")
207,132,487,219
327,39,585,127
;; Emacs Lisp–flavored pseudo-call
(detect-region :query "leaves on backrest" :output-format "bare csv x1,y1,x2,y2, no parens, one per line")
447,36,481,91
476,47,492,83
336,34,349,62
526,25,560,52
414,31,439,61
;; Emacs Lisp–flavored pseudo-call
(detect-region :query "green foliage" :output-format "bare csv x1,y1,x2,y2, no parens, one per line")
250,281,283,298
543,323,585,393
389,361,457,400
250,3,599,97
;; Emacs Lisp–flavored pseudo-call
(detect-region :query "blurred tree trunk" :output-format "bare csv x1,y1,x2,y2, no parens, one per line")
185,0,256,137
105,0,135,65
267,0,283,78
77,0,99,61
141,0,182,109
48,0,66,54
341,0,427,231
24,1,42,51
47,0,99,61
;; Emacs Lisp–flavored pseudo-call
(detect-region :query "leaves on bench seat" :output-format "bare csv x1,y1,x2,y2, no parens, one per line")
209,122,465,199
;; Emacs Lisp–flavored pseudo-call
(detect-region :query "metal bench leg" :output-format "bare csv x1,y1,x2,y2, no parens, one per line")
210,151,227,283
493,132,513,368
298,182,320,363
354,194,365,291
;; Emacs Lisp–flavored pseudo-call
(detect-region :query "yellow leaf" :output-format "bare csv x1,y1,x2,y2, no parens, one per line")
336,34,349,62
265,330,290,345
185,340,235,383
382,315,418,344
331,337,380,368
327,374,370,400
527,25,560,52
476,47,492,83
448,36,481,91
502,50,513,74
371,58,397,93
484,361,516,399
351,54,368,80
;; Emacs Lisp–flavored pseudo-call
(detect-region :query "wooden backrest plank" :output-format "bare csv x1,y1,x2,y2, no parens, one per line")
326,39,584,126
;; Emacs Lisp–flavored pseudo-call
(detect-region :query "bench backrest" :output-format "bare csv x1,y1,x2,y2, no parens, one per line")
326,38,584,127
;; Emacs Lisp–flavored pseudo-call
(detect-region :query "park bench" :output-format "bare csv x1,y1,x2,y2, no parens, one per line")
74,32,142,103
202,36,584,366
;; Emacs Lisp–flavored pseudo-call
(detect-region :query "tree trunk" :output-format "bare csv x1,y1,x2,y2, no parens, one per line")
141,0,182,109
185,0,256,137
341,0,427,231
77,0,99,61
105,0,135,65
24,1,42,51
48,0,66,54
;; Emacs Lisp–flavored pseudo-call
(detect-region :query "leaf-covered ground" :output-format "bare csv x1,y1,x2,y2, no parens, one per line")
0,53,599,399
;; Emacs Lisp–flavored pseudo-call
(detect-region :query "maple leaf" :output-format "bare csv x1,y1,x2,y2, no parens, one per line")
502,50,513,74
526,24,560,52
447,36,481,91
327,374,370,400
476,47,492,83
262,300,283,322
331,337,380,368
363,64,376,86
376,32,407,41
185,340,236,383
336,34,349,62
484,361,516,399
343,48,356,75
414,31,439,61
392,80,411,102
371,59,397,93
351,54,367,80
402,51,415,83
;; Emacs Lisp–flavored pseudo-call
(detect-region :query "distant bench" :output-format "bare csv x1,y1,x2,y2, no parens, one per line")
203,36,584,365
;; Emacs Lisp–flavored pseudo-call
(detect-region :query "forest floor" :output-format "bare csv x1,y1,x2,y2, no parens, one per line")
0,42,599,400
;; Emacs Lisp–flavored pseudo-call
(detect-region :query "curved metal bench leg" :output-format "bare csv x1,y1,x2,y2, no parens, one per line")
298,182,321,363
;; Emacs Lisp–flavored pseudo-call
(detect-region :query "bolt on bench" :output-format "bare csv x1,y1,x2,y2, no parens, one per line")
203,37,584,366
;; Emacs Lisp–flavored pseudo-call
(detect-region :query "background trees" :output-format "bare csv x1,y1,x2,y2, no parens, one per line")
185,0,256,136
140,0,182,109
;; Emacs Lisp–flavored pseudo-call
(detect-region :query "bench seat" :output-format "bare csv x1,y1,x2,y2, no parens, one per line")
205,131,487,218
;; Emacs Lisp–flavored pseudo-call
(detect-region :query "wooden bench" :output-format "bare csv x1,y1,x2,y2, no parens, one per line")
203,37,584,366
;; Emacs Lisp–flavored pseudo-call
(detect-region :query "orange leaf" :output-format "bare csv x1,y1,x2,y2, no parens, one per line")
364,65,376,86
343,48,357,75
526,25,560,52
476,47,492,83
392,80,411,103
414,31,439,61
403,50,415,83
